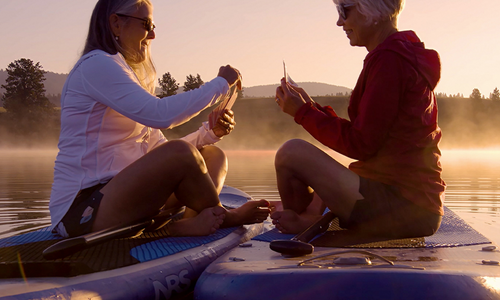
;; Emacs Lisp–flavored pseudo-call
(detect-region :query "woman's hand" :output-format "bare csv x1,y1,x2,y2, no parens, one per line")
218,65,242,90
211,109,236,138
275,78,315,117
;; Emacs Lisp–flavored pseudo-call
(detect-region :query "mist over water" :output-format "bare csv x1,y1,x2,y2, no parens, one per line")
0,147,499,244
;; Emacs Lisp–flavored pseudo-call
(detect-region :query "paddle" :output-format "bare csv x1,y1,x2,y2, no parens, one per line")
269,211,336,256
42,186,250,260
42,207,185,260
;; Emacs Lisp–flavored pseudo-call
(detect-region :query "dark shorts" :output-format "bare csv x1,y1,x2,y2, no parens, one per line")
341,177,442,239
54,183,107,238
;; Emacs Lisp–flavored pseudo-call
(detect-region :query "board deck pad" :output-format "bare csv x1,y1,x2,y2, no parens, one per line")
0,186,250,279
0,224,239,278
253,206,492,248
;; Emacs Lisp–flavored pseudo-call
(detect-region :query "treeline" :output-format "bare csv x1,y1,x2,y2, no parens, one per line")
2,94,500,150
162,96,500,150
437,87,500,101
1,57,500,149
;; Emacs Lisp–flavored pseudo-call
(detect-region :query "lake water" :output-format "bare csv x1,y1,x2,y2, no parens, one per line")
0,148,499,244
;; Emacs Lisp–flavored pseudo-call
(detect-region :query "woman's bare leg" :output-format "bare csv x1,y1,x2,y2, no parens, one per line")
93,140,225,236
166,145,270,227
201,145,228,192
93,141,269,235
199,146,270,227
271,139,363,234
177,145,229,222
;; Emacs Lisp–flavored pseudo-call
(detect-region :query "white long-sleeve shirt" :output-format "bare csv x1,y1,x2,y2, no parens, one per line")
50,50,229,228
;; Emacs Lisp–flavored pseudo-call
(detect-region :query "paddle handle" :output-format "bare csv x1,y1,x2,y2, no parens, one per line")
293,211,336,243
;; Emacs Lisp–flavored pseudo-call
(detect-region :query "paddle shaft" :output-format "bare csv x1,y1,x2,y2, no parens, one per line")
42,186,250,260
42,219,154,260
43,207,185,260
292,211,336,243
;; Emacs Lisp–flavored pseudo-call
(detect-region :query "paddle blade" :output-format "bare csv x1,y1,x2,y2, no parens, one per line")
219,185,253,209
269,240,314,256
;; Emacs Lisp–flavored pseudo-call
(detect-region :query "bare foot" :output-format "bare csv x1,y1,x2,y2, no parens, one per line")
167,206,225,236
270,209,322,234
223,199,271,227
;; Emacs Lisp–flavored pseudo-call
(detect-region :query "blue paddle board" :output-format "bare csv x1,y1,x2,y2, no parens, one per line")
195,206,500,300
0,186,263,300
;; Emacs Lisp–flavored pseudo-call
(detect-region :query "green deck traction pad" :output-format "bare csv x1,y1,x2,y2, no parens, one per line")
253,206,492,248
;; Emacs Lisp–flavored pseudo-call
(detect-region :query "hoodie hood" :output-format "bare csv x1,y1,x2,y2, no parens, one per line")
367,31,441,90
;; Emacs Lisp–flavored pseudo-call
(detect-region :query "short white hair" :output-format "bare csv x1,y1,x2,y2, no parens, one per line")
333,0,405,23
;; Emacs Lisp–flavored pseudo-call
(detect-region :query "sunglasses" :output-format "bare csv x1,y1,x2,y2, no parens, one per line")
116,14,156,32
336,3,356,20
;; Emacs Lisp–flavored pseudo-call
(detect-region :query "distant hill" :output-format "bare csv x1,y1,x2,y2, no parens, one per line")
243,82,352,98
43,72,68,96
0,69,67,96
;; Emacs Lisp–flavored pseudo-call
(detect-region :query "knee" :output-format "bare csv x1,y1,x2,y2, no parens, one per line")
156,140,203,166
159,139,196,154
275,139,310,167
200,145,228,169
200,145,226,161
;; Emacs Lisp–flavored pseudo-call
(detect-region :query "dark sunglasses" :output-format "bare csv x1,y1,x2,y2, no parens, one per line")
336,3,355,20
116,13,156,32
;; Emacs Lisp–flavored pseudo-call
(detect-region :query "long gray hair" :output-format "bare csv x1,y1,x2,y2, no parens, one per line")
83,0,156,94
333,0,405,24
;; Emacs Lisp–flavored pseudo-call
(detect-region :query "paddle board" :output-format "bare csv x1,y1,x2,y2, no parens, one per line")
194,206,500,300
0,186,263,300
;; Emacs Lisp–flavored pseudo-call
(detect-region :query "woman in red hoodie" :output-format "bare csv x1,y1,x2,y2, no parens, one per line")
272,0,445,238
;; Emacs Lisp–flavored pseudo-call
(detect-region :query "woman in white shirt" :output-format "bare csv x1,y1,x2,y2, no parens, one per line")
50,0,270,238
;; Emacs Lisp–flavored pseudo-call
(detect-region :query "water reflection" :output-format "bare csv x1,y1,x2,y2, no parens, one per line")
440,149,500,216
0,148,499,239
0,150,55,238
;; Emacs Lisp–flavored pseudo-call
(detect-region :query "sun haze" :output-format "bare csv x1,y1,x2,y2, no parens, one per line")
0,0,498,97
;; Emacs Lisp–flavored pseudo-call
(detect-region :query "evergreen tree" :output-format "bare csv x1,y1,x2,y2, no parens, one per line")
491,87,500,101
0,58,57,139
158,72,179,98
183,74,204,92
469,88,482,100
1,58,53,117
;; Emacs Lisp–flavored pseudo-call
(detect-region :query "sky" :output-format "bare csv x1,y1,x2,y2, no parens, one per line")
0,0,499,97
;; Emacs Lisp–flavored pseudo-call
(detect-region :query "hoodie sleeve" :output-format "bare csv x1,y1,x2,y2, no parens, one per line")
295,51,407,160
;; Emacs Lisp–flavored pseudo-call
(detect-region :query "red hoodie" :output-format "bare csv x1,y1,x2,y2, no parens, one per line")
294,31,445,215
